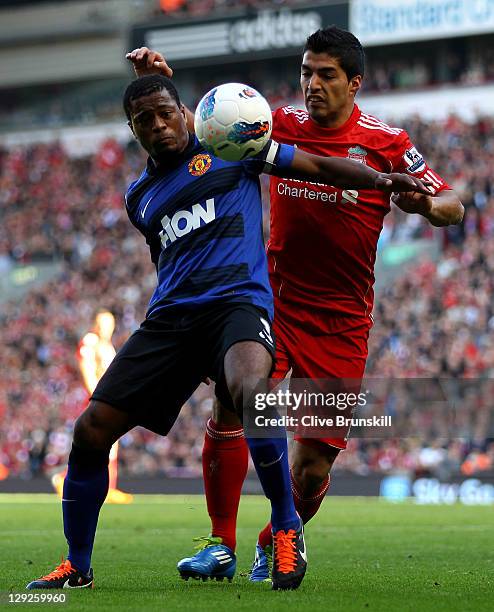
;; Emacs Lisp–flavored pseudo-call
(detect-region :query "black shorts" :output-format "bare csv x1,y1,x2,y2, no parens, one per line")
91,302,275,435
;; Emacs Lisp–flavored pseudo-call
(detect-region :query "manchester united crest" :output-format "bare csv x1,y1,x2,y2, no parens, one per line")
188,153,212,176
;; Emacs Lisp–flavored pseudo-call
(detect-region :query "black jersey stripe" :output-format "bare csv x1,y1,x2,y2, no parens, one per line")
158,214,244,268
148,166,243,231
167,263,249,299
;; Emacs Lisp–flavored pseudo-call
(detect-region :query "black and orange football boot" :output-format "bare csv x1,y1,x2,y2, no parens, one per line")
271,519,307,590
26,559,94,590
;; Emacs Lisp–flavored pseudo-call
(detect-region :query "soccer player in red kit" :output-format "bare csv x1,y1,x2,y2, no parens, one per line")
51,310,133,505
247,29,461,578
127,28,463,582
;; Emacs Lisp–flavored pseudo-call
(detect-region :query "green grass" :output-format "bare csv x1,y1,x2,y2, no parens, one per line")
0,494,493,611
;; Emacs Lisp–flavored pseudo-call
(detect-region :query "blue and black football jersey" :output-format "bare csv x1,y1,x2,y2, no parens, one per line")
125,135,294,320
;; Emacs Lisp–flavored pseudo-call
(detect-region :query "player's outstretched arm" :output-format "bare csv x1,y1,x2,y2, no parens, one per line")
391,189,464,227
126,47,196,131
276,148,433,195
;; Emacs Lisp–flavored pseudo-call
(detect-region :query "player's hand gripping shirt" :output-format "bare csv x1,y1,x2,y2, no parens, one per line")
125,135,294,320
268,104,450,319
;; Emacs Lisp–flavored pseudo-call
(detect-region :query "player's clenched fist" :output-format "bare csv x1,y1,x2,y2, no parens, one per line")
126,47,173,79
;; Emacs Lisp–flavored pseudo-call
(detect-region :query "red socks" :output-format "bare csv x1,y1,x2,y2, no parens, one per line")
258,471,330,548
203,419,331,551
202,418,248,552
258,520,274,550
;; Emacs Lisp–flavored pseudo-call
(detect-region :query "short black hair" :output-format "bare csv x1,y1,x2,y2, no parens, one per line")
123,75,181,122
303,26,365,80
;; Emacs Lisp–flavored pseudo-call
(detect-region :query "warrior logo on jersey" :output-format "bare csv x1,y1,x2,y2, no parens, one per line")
403,146,425,174
347,146,368,164
188,153,212,176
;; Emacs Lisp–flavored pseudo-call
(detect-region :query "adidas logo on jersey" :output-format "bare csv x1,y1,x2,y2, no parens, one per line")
160,199,215,249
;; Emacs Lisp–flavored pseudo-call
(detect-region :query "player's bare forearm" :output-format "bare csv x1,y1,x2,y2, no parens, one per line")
317,156,387,189
282,149,431,193
392,189,464,226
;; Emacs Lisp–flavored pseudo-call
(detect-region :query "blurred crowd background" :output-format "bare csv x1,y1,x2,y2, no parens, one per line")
1,108,493,481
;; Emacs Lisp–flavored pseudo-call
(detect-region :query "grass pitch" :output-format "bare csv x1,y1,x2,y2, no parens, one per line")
0,494,492,611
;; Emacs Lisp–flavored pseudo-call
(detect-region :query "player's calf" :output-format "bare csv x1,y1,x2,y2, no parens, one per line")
73,400,130,450
291,439,339,499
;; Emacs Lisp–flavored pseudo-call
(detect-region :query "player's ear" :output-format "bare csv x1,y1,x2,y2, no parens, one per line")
128,120,137,139
179,103,187,122
349,75,362,97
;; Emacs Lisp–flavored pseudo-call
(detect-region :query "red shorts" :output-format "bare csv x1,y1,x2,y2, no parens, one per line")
271,297,371,450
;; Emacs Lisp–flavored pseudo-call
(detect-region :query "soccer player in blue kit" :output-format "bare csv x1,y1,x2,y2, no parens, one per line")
26,75,431,592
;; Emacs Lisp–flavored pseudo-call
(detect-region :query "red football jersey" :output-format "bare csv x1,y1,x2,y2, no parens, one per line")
268,104,450,319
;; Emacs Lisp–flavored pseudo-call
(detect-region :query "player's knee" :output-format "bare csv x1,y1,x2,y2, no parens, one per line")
224,341,272,415
227,377,262,417
73,402,115,450
226,379,244,414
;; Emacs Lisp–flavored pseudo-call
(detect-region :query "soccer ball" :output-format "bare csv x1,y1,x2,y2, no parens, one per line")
194,83,272,162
